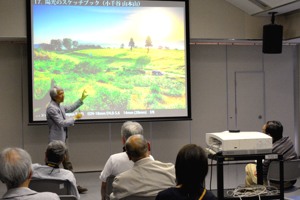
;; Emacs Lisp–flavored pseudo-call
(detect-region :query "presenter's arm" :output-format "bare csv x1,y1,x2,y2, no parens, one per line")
73,89,88,120
65,89,88,114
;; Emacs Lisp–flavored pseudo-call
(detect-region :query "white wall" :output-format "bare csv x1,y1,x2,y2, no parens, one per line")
0,43,23,148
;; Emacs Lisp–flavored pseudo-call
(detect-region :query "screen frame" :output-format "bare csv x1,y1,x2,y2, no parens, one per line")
27,0,192,124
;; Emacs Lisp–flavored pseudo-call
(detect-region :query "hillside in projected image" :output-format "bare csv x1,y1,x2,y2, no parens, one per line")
31,1,189,121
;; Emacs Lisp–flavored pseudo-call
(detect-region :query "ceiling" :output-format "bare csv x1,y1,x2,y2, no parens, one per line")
223,0,300,44
225,0,300,16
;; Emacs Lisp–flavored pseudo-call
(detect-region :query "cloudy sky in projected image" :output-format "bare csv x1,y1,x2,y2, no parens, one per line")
33,5,185,48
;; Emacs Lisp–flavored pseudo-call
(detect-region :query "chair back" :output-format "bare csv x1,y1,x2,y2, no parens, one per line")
29,179,71,195
120,196,156,200
267,159,300,181
105,175,116,200
59,195,77,200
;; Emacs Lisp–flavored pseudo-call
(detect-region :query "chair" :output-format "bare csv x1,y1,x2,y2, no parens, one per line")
29,179,71,195
105,175,116,200
59,195,77,200
267,159,300,189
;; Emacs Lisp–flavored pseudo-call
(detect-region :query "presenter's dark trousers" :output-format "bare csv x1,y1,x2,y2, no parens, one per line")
62,131,73,172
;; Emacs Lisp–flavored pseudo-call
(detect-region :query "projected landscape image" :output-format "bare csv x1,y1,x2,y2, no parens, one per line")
31,2,188,121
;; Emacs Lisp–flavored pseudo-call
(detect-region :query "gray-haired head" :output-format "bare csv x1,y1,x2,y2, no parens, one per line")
46,140,67,165
0,147,32,189
121,121,144,140
49,86,63,101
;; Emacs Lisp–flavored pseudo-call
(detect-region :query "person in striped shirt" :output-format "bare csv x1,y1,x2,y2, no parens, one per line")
245,120,298,188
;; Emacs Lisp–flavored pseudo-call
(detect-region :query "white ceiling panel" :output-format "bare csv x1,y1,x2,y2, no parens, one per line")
225,0,264,15
226,0,300,16
260,0,295,8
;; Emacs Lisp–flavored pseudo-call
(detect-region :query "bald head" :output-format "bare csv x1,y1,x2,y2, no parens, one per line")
125,134,149,162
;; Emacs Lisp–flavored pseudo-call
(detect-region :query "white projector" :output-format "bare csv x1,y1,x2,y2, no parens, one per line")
206,131,272,155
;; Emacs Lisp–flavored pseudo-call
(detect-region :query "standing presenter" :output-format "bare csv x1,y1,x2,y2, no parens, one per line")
46,86,88,193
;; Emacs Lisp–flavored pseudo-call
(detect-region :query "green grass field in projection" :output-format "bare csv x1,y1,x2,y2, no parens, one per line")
33,47,187,112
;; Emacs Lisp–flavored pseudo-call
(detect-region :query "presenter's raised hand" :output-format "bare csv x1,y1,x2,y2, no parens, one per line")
80,89,88,101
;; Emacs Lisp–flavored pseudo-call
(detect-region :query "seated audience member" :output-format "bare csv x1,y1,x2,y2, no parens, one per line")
31,140,80,199
245,120,298,188
100,121,153,200
110,134,176,200
0,147,60,200
156,144,217,200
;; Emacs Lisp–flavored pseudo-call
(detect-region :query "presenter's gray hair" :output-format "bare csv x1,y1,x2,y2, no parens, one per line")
49,86,63,101
0,147,32,189
121,121,144,140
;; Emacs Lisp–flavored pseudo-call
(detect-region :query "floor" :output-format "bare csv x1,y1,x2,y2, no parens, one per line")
75,172,102,200
1,171,300,200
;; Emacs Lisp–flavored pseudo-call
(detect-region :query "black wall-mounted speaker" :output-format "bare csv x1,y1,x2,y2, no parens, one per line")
263,24,283,54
